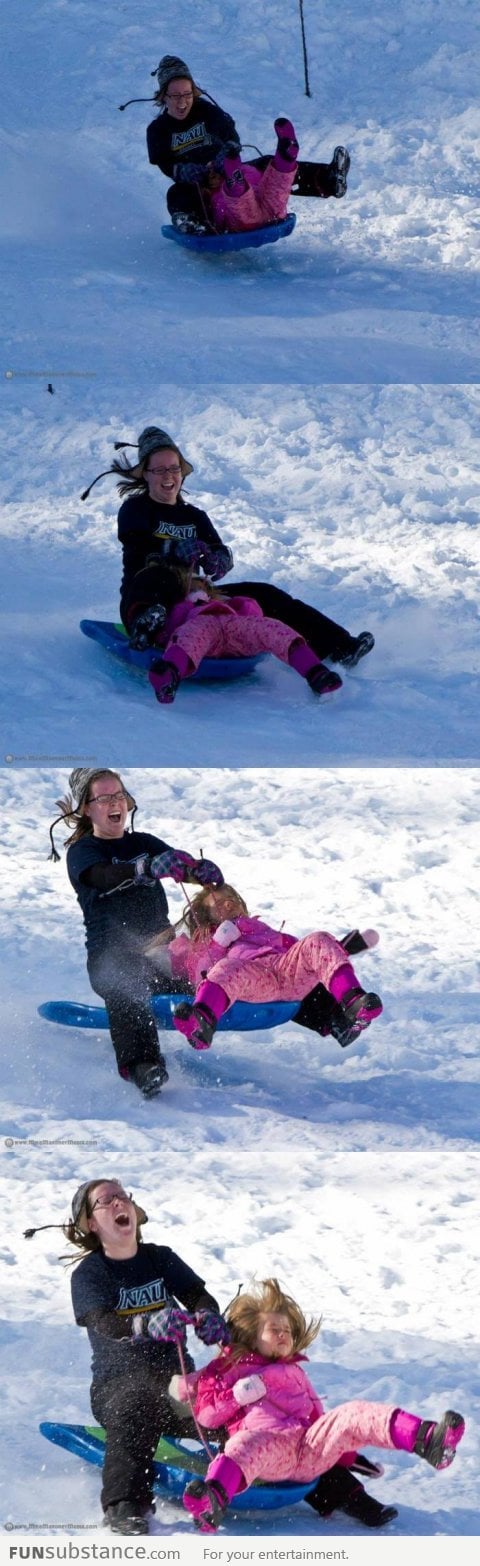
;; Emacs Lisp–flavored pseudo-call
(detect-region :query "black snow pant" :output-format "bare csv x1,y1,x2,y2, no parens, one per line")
87,949,191,1074
91,1371,198,1513
120,573,355,663
306,1463,370,1516
251,155,337,198
120,562,186,633
166,180,209,221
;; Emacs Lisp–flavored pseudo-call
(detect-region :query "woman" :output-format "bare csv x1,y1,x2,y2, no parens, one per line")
146,56,350,234
82,425,374,674
65,1177,225,1534
49,768,223,1098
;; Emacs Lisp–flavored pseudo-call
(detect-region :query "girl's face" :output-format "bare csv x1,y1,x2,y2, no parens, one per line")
163,77,195,121
87,1182,137,1255
255,1312,294,1359
143,448,183,505
83,775,129,839
203,888,244,924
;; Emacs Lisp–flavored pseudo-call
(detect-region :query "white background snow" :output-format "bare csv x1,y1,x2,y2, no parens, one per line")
0,0,478,1550
1,0,479,381
0,768,478,1537
1,383,479,764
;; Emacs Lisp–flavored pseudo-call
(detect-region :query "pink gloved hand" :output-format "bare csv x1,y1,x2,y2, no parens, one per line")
232,1374,266,1406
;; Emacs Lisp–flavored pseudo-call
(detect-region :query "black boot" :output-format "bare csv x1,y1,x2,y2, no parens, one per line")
130,1058,169,1097
306,1466,397,1530
105,1501,150,1535
333,631,375,669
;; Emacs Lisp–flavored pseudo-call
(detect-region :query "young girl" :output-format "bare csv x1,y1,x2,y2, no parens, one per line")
208,119,299,235
148,577,343,704
174,1279,465,1533
148,884,383,1050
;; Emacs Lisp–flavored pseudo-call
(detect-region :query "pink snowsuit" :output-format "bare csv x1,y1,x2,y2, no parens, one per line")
161,592,308,676
209,160,295,233
169,915,352,1008
178,1348,397,1488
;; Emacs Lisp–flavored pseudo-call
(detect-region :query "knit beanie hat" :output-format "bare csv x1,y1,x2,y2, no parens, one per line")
132,426,194,478
156,55,193,96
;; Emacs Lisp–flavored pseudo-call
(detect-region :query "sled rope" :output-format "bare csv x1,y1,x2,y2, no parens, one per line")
298,0,312,97
176,1337,217,1460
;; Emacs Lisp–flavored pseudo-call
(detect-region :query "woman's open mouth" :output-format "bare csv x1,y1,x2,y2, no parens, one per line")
114,1212,130,1227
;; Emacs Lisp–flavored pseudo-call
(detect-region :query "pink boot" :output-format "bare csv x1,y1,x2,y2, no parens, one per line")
148,645,192,704
274,116,299,169
328,962,383,1046
183,1455,244,1532
173,980,229,1049
288,640,343,699
391,1409,465,1471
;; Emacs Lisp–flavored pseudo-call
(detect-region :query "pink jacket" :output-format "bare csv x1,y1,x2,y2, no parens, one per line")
179,1348,325,1436
169,915,296,989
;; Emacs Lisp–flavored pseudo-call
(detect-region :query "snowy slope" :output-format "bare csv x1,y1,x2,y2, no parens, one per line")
0,1155,478,1537
1,383,479,765
1,0,479,382
1,767,479,1154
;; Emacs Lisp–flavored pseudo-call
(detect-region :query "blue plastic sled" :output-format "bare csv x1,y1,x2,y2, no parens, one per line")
39,1423,314,1512
80,619,267,682
38,996,298,1032
162,213,296,253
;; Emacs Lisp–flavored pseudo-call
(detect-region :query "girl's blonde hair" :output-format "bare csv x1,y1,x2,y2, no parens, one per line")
182,883,249,941
226,1279,321,1358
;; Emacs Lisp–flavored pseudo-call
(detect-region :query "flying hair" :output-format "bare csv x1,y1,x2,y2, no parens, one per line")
225,1278,321,1358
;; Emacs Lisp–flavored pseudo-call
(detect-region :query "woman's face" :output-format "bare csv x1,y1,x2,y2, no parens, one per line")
163,77,195,121
255,1312,294,1359
87,1182,137,1252
83,774,129,839
203,888,244,924
143,448,183,505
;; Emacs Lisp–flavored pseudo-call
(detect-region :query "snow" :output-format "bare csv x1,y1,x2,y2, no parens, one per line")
0,768,478,1537
0,0,478,1549
1,0,479,382
1,384,479,763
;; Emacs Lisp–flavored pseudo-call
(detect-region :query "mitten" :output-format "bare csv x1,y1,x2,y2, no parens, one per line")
147,1306,191,1344
193,1310,231,1346
162,537,205,568
212,920,241,948
232,1374,266,1405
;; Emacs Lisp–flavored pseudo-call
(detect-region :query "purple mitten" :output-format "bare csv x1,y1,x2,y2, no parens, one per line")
147,1306,191,1344
194,1310,231,1346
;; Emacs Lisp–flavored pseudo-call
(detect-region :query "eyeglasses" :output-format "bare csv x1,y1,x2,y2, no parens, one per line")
90,1190,133,1212
88,789,126,806
146,464,182,477
166,92,193,105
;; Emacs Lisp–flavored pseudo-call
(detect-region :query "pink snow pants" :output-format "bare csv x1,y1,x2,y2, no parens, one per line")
222,1401,397,1488
202,931,350,1006
210,161,295,233
165,612,303,675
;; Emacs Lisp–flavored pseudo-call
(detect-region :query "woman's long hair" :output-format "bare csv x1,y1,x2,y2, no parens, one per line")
225,1279,321,1360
